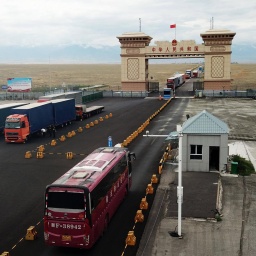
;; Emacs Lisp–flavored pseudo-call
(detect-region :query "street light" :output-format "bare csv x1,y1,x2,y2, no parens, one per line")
144,127,183,238
177,125,183,238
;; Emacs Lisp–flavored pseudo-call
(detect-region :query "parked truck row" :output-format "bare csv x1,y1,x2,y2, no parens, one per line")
3,100,104,143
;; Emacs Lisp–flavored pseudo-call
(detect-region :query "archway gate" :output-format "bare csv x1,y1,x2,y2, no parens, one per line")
117,29,236,91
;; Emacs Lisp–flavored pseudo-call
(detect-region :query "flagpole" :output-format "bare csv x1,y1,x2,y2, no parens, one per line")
170,24,176,39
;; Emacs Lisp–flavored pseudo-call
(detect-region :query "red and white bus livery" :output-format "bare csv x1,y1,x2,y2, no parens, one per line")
44,147,136,249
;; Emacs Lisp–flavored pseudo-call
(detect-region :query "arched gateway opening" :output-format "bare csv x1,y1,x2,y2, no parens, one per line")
117,29,236,91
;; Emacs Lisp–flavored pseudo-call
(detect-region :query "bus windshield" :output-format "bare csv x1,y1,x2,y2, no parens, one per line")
48,191,85,210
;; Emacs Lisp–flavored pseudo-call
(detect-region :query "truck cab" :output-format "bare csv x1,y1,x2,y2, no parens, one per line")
5,114,30,143
75,105,87,120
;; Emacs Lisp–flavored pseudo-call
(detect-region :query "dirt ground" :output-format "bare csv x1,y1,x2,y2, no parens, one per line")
0,63,255,90
183,97,256,140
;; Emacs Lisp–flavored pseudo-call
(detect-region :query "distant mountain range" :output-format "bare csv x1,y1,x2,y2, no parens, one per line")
0,44,255,64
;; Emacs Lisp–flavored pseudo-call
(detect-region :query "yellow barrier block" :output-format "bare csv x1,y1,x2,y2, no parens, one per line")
151,174,158,184
71,130,76,136
0,252,10,256
126,231,136,246
126,136,132,144
78,127,83,132
159,159,163,174
99,117,104,121
132,131,138,138
134,210,144,223
50,140,57,146
59,135,66,141
109,113,113,117
94,120,99,125
146,184,154,194
25,151,32,159
138,126,143,133
38,145,45,152
85,124,90,129
164,152,168,161
36,151,44,159
90,122,94,127
66,152,74,159
25,226,37,240
140,198,148,210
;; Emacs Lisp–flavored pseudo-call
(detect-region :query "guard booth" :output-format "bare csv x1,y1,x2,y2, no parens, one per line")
180,110,229,172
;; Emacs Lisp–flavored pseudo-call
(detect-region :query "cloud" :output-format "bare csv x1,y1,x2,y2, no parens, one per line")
0,0,255,49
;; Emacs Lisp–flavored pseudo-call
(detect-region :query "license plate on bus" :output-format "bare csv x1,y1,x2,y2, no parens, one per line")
62,235,71,241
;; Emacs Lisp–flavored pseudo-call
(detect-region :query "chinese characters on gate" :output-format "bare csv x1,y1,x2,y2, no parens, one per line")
152,45,199,53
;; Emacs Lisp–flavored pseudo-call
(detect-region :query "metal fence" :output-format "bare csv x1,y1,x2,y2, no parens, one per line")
2,89,254,102
0,90,150,102
195,90,256,99
103,91,149,98
0,92,44,101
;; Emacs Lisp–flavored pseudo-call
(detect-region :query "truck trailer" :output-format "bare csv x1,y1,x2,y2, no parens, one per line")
0,103,29,133
166,76,179,89
5,102,55,143
51,99,76,126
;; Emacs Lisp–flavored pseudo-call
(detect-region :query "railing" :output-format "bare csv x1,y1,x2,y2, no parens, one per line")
103,90,149,98
1,89,255,102
195,90,256,98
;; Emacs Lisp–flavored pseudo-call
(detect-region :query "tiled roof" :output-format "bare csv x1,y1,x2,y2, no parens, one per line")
182,110,229,134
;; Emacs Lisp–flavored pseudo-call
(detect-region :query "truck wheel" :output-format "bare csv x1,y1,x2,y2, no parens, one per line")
24,136,28,143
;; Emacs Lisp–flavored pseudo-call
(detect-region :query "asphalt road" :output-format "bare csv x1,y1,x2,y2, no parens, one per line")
0,97,189,256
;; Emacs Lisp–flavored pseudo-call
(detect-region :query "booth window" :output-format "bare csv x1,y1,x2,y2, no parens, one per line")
190,145,202,159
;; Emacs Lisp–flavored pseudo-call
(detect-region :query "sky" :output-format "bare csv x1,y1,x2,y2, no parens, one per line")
1,0,255,49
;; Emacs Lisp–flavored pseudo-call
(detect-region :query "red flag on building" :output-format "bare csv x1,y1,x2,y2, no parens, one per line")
170,24,176,28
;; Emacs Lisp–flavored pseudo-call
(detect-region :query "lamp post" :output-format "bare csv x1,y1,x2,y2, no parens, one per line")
144,128,183,238
177,125,183,237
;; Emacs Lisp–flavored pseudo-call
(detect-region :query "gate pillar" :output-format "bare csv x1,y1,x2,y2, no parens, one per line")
200,29,236,90
117,32,152,91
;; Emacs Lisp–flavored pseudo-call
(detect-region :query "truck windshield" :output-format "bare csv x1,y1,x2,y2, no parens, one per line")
5,121,21,129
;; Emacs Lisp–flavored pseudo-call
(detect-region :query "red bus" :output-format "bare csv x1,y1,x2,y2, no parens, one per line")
44,147,136,249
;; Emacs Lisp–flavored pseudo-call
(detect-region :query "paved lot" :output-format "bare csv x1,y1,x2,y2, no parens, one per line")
1,96,256,255
0,97,190,256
